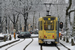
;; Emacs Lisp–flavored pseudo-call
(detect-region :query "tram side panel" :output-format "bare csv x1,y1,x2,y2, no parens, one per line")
38,21,44,44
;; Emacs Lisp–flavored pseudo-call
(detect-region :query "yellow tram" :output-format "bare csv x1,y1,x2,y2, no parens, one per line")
38,16,59,45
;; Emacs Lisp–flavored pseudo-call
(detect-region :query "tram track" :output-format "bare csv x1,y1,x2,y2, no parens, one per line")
40,45,60,50
23,38,33,50
5,39,25,50
3,37,71,50
0,39,20,48
56,46,60,50
56,42,71,50
59,42,70,50
40,44,60,50
40,42,71,50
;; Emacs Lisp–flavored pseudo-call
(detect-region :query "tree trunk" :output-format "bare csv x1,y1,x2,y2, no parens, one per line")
13,14,16,29
24,19,27,31
13,24,16,29
72,11,75,37
24,12,28,31
65,0,72,43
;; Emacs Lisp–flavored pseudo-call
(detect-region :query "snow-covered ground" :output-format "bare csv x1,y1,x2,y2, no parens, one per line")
60,40,75,50
0,34,75,50
0,34,19,46
31,34,38,37
0,38,19,46
0,39,24,50
26,38,40,50
8,39,32,50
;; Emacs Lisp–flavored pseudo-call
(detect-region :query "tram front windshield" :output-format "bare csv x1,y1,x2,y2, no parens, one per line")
44,20,54,30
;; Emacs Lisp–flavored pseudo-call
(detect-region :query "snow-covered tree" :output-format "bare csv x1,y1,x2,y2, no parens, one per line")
11,0,42,31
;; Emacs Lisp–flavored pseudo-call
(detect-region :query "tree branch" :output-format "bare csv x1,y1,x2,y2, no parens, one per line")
69,10,75,14
68,10,75,25
8,15,14,23
66,0,72,15
1,17,5,23
16,13,20,23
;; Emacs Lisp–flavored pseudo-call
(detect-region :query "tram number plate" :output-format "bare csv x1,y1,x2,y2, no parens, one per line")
48,35,51,36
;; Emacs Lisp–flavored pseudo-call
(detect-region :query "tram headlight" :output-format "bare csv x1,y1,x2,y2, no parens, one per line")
50,21,53,23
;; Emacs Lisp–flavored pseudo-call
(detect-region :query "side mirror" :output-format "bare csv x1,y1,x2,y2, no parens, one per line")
59,22,63,29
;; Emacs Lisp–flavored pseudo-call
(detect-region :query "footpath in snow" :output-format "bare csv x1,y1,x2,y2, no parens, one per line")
0,34,19,48
60,39,75,50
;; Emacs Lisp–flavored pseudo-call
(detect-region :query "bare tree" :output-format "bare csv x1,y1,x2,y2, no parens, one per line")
64,0,72,43
64,0,75,43
8,13,19,29
14,0,42,31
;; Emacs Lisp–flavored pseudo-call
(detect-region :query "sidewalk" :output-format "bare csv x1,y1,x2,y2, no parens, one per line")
60,39,75,50
0,35,20,48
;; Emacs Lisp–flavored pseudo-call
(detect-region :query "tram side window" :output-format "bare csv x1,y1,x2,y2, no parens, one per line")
56,21,57,30
41,21,42,30
38,21,42,30
38,21,40,30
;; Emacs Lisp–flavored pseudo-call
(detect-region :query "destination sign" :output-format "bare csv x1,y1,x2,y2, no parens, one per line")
44,18,55,20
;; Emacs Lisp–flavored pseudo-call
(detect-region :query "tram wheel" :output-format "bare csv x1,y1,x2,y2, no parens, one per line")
39,43,43,45
55,43,57,46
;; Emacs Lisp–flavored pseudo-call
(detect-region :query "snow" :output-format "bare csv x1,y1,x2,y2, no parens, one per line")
43,46,58,50
0,34,75,50
0,34,4,37
0,34,7,37
31,34,38,36
0,38,19,46
0,39,24,50
60,40,75,50
0,34,19,46
57,43,67,50
8,38,32,50
26,38,40,50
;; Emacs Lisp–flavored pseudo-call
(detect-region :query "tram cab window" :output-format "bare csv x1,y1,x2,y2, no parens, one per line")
48,25,51,29
44,20,54,30
38,21,42,30
38,22,40,30
44,21,46,24
41,21,42,30
47,21,53,24
56,21,57,30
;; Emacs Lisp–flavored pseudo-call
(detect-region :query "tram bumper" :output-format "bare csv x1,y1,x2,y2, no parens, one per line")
40,39,55,42
43,39,55,42
41,39,55,43
43,39,55,44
